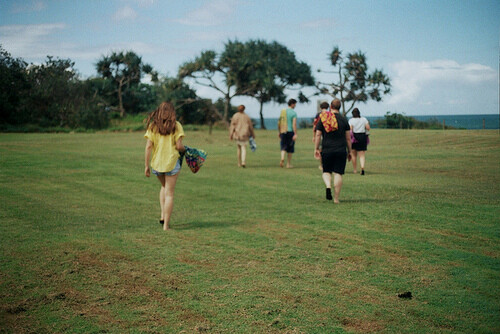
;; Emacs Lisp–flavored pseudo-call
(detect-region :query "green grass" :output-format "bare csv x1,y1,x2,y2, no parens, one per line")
0,128,499,333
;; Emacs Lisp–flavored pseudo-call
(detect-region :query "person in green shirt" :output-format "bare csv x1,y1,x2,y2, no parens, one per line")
278,99,298,168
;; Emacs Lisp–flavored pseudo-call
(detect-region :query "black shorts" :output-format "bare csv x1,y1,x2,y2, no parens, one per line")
352,133,367,151
321,151,347,174
280,132,295,153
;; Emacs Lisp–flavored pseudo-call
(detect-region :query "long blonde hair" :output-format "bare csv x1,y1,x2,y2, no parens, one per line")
146,102,176,135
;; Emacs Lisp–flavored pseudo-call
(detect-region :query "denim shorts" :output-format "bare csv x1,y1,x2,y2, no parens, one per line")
152,159,182,176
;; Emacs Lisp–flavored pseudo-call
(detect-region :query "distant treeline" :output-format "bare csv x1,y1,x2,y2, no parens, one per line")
0,46,233,132
298,112,456,130
374,112,456,129
1,40,394,132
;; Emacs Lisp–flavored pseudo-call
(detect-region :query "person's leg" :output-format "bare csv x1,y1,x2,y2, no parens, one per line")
287,134,295,168
351,150,358,173
287,153,293,168
359,151,366,174
156,174,166,223
280,150,286,167
322,172,332,200
240,144,247,167
237,144,242,167
333,173,343,203
162,173,179,230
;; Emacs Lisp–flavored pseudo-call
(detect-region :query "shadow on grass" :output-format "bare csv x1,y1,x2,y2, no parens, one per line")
173,220,243,230
339,198,392,203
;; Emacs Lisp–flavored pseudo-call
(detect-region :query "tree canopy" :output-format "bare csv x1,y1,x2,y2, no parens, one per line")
317,46,391,116
0,46,29,125
1,42,393,132
178,40,314,128
237,40,314,128
178,41,257,123
96,51,157,117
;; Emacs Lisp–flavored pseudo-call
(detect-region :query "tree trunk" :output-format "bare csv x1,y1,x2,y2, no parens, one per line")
223,97,228,123
259,100,266,129
118,78,125,117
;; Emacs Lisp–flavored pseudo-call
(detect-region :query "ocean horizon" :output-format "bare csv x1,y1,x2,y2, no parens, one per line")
253,114,499,130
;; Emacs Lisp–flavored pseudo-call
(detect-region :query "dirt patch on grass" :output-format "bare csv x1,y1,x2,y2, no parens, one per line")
341,317,385,333
1,242,211,332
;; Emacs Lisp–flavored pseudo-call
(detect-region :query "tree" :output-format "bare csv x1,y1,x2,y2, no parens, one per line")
154,76,207,124
178,40,255,123
96,51,156,117
317,46,391,116
25,56,80,127
0,45,29,125
239,40,314,129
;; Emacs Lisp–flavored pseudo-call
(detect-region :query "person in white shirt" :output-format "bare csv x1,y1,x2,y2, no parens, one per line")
348,108,370,175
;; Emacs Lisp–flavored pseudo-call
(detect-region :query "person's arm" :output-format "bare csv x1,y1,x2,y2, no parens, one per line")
176,136,185,153
314,130,322,160
365,120,371,132
292,117,297,141
144,139,153,177
345,130,352,161
229,118,235,140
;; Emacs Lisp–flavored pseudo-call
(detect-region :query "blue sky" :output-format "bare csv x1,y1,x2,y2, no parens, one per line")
1,0,498,118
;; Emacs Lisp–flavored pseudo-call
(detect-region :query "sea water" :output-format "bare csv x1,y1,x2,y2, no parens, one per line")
254,114,499,130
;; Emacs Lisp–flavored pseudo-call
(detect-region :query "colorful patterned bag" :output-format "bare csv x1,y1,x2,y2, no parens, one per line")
183,146,207,173
249,136,257,152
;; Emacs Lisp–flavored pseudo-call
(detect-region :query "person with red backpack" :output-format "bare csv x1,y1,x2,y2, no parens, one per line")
314,99,352,203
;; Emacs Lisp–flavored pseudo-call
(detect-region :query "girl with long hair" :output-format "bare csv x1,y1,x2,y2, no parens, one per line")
144,102,185,230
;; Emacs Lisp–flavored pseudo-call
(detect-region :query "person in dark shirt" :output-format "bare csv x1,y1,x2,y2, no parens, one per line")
314,99,352,203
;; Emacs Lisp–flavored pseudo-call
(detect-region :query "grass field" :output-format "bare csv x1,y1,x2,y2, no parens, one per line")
1,128,499,333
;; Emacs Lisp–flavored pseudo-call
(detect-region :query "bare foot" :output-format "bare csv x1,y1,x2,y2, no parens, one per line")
163,224,170,231
280,160,284,168
286,165,294,169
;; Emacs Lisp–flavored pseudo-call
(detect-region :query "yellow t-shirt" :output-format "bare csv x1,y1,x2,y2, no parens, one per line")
144,122,185,172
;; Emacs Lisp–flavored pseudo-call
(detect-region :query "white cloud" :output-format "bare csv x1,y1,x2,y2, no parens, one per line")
10,0,46,13
58,41,157,62
388,60,497,105
174,0,238,26
113,6,138,21
0,23,66,57
0,22,157,75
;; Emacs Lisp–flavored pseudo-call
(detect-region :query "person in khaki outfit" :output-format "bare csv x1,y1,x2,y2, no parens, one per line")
229,105,255,168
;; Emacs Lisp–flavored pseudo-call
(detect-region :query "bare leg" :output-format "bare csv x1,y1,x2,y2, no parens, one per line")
351,150,358,173
237,145,242,167
287,153,293,168
280,150,286,167
163,173,179,230
157,173,179,230
240,144,247,167
359,151,366,172
157,175,166,222
322,172,332,188
333,173,343,203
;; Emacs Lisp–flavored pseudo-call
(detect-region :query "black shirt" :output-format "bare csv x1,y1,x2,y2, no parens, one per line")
316,112,350,153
